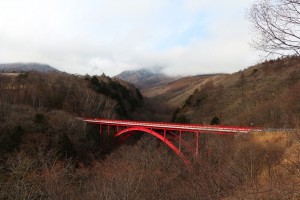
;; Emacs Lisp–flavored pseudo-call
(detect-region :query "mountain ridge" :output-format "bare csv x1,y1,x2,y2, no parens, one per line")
0,62,59,73
114,68,179,89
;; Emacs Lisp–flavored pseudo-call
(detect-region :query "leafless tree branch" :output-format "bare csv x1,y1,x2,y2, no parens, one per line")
249,0,300,56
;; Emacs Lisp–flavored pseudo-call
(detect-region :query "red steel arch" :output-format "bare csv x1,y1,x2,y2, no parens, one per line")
115,127,192,169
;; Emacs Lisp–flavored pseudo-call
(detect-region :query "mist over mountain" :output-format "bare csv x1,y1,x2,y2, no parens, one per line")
0,63,59,73
114,68,179,89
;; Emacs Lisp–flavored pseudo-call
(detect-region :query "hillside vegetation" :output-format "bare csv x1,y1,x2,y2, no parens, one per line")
171,56,300,127
1,127,299,199
0,72,142,119
0,71,143,162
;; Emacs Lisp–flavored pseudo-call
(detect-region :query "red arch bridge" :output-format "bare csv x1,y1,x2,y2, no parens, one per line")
82,118,261,170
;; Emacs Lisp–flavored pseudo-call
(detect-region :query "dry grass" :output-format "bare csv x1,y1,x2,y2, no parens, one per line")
226,129,300,199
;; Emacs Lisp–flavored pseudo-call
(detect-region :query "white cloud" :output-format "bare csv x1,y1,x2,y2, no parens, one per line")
0,0,258,76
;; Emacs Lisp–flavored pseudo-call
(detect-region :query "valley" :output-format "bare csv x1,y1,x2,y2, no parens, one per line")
0,57,299,199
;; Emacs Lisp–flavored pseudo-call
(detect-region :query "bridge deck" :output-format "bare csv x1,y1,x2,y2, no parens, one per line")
83,118,261,134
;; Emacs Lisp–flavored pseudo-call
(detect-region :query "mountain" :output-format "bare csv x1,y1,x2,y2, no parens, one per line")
114,69,178,89
171,56,300,127
0,63,59,73
141,56,300,127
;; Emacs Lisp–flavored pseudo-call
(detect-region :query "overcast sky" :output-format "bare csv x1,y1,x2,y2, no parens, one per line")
0,0,258,76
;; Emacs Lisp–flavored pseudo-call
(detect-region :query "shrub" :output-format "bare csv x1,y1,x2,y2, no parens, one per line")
210,116,220,125
34,113,46,124
0,126,24,153
57,133,76,159
173,114,190,123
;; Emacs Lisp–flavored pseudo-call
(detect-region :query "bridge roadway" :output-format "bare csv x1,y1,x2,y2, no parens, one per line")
83,118,261,134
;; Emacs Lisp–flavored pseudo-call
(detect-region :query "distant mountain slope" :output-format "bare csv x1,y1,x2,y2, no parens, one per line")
114,69,178,89
0,63,59,72
143,74,222,109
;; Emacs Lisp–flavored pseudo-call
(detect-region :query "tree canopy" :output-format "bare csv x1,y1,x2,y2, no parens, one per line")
249,0,300,56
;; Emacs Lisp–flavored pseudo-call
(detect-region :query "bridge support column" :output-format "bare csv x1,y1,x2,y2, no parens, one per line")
195,132,199,157
179,131,182,152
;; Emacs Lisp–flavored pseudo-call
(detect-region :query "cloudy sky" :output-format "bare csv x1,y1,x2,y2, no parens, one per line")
0,0,258,76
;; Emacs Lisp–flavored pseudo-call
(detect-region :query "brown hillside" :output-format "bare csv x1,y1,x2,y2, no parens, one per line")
173,56,300,127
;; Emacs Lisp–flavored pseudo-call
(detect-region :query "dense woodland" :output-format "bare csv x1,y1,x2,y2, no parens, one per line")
0,57,300,199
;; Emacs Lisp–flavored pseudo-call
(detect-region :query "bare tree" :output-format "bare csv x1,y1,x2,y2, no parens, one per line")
249,0,300,56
